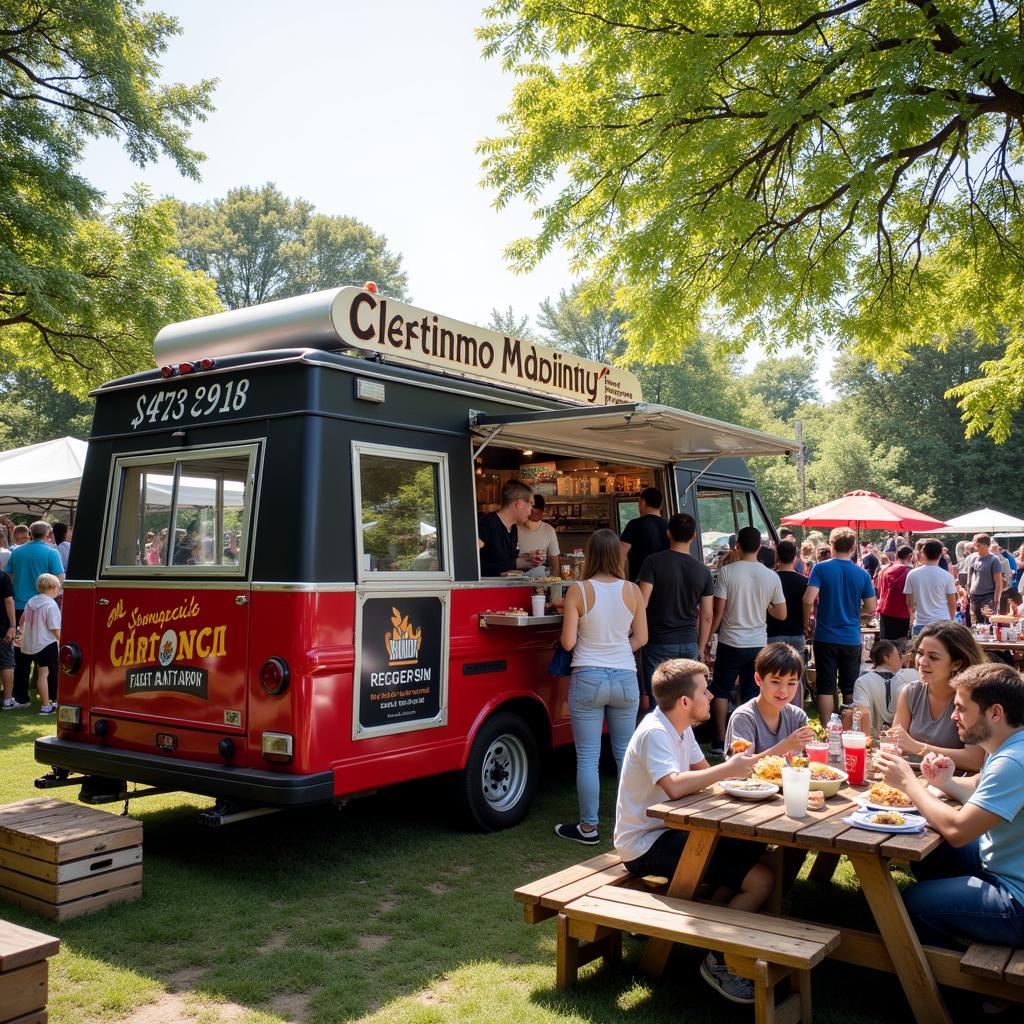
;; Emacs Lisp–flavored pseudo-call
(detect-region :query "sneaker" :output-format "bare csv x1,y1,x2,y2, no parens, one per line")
554,823,600,845
39,704,56,715
12,699,30,708
1,698,15,710
699,952,754,1005
709,744,725,758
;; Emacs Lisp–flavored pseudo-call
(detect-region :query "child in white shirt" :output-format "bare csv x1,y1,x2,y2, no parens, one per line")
20,572,62,714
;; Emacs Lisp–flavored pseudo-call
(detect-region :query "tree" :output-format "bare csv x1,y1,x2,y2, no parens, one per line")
537,280,626,362
488,306,534,339
745,356,821,424
175,184,409,309
479,3,1024,438
0,369,93,450
0,2,216,389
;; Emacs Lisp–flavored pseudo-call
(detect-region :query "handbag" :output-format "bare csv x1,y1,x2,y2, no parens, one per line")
547,640,573,677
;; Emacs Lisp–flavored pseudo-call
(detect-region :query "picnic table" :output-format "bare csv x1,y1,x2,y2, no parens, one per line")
976,637,1024,669
639,784,1019,1024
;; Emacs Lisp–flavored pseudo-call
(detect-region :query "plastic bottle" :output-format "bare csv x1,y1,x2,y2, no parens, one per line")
827,713,844,767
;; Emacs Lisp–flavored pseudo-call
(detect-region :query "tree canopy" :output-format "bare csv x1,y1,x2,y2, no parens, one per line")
479,2,1024,438
175,184,409,309
0,2,218,391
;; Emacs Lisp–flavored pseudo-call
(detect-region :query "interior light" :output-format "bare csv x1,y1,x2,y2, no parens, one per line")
522,450,533,457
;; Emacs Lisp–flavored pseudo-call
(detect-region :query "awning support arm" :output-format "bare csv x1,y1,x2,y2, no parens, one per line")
471,425,504,461
681,456,723,497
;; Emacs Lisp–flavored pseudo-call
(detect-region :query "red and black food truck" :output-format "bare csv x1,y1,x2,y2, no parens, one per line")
35,285,795,828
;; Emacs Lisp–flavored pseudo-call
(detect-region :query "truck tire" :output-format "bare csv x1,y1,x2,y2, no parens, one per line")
456,712,539,832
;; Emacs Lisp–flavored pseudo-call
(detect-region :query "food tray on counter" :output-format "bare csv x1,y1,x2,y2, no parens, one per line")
479,613,564,628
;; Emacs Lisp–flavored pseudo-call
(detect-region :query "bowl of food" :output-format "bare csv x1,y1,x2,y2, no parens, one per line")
807,763,848,797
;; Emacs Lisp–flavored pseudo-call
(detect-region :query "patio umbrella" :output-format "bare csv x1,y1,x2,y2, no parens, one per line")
941,507,1024,535
780,490,946,532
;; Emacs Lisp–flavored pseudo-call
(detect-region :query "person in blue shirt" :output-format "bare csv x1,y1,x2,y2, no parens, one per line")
5,521,64,708
878,662,1024,949
802,527,876,722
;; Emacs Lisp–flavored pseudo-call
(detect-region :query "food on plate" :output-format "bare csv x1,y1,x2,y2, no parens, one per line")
752,755,786,782
866,783,913,808
729,738,752,754
809,764,844,781
869,811,906,826
725,780,775,792
500,570,525,577
807,791,825,810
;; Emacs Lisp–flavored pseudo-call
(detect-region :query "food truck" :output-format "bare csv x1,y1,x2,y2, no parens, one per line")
35,285,795,828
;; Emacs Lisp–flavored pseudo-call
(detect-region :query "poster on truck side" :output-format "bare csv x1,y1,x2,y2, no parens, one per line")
353,591,449,739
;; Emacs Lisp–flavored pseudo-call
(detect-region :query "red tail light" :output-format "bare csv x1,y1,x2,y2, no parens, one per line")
259,657,290,695
59,642,82,675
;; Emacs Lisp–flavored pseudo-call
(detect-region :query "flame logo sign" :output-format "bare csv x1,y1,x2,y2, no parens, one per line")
385,607,422,666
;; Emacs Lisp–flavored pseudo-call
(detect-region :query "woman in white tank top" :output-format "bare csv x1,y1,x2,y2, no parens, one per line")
555,529,647,844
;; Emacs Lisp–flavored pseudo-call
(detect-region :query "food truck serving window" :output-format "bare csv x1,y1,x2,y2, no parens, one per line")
104,445,259,575
352,443,451,581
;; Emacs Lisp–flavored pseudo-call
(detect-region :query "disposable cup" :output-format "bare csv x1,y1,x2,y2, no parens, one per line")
806,742,829,764
842,731,868,785
531,594,546,617
782,766,811,818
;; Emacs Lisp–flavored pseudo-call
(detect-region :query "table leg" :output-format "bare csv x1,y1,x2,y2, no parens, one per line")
638,828,718,979
809,850,840,884
848,853,952,1024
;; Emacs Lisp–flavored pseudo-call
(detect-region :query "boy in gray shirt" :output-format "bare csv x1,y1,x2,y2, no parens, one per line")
724,643,817,756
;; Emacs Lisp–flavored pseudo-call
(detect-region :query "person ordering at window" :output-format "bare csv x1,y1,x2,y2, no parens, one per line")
477,479,544,576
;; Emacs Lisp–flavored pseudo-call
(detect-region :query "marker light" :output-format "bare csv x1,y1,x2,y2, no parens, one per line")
179,361,194,374
160,365,176,378
199,357,216,370
259,657,290,696
363,281,378,293
59,642,82,675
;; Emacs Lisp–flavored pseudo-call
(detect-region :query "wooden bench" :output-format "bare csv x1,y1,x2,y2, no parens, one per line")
0,918,61,1024
960,942,1024,990
558,885,840,1024
513,852,635,925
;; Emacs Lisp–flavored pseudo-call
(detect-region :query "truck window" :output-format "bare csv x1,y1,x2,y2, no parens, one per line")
696,488,738,553
353,445,449,577
106,446,258,573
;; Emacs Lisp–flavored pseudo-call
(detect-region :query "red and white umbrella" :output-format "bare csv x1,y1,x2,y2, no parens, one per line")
780,490,945,533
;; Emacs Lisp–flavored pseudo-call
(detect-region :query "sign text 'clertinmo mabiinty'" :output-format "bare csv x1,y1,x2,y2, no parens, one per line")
330,287,642,406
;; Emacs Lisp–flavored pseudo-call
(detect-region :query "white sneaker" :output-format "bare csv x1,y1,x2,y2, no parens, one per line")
1,698,15,710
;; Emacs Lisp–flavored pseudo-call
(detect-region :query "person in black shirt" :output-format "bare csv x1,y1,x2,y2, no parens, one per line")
766,539,809,705
477,479,543,576
860,542,880,580
620,486,668,581
637,513,714,710
0,569,15,707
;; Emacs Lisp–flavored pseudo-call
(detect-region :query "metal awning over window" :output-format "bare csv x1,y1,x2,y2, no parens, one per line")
470,404,797,465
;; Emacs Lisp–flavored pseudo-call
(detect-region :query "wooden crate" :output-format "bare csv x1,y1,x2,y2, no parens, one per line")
0,799,142,921
0,918,60,1024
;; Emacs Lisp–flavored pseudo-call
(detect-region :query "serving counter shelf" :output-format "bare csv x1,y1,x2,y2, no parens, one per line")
479,613,564,629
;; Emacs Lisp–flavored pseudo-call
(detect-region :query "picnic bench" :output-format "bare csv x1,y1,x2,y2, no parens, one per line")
960,942,1024,988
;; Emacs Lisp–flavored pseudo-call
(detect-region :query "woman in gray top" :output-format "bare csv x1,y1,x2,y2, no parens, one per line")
891,621,985,772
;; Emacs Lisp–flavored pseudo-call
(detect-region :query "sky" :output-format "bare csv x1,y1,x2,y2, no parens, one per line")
82,0,833,394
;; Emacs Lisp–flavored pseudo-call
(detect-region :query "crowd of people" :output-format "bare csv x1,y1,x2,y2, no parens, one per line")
0,517,68,713
473,484,1024,1007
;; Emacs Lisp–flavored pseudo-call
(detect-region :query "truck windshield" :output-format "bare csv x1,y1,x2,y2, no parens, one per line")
106,445,258,573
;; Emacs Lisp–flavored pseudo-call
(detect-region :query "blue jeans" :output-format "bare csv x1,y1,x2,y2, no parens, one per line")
568,667,640,827
904,839,1024,948
641,642,699,709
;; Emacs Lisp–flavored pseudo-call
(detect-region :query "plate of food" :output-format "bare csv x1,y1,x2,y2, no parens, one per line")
751,755,786,784
859,782,914,811
845,808,926,833
720,779,779,801
808,764,848,797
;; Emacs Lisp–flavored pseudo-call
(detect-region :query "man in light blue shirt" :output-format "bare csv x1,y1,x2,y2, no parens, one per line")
5,521,64,708
878,662,1024,948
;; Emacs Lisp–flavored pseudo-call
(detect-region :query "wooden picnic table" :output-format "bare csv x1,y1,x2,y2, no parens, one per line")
640,784,965,1024
976,637,1024,668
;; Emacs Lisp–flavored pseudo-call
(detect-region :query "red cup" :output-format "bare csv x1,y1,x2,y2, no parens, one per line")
842,732,867,785
806,742,828,764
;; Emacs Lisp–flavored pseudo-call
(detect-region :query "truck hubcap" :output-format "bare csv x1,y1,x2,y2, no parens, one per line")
480,733,528,812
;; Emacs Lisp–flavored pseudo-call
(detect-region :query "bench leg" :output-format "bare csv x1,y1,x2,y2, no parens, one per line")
754,959,776,1024
556,913,579,990
792,968,812,1023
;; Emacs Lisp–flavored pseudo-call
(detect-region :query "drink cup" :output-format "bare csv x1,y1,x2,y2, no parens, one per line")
781,766,811,818
842,731,868,785
806,741,829,764
531,594,546,617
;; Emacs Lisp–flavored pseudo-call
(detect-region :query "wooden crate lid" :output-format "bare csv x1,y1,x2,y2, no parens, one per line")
0,799,139,851
0,919,60,971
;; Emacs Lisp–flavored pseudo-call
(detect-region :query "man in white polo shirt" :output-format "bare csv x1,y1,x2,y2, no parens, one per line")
614,658,772,1005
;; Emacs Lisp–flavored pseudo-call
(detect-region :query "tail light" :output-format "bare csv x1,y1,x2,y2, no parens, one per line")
59,642,82,675
262,732,293,762
179,360,195,374
259,657,290,695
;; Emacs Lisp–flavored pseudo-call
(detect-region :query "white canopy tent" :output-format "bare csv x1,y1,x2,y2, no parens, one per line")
0,436,88,518
942,508,1024,535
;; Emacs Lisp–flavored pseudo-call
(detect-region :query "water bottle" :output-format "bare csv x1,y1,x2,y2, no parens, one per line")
827,713,843,767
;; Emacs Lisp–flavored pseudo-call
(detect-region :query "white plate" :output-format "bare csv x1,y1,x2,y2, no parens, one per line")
845,809,926,833
720,781,779,801
856,795,916,813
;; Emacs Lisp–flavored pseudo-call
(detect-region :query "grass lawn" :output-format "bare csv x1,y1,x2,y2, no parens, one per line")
0,704,988,1024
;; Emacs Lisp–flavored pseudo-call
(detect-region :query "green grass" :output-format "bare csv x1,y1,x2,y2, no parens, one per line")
0,704,987,1024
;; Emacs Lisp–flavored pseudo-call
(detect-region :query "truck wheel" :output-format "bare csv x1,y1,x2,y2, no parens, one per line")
457,712,538,832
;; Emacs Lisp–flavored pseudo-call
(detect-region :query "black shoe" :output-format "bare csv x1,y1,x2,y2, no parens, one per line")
554,822,600,845
709,744,725,758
